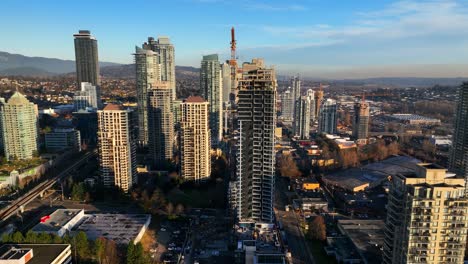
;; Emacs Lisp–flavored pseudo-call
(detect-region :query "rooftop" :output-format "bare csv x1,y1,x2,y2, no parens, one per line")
31,209,83,233
73,214,151,244
184,96,206,103
337,220,385,264
0,244,70,264
322,156,421,192
103,103,124,111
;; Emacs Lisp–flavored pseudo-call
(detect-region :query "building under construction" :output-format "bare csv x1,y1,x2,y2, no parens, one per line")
236,59,277,224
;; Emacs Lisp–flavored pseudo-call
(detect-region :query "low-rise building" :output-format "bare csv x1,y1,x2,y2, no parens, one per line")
0,244,71,264
31,209,151,244
302,178,320,191
45,128,81,153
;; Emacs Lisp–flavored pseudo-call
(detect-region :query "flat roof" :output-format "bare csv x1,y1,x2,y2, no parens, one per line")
74,214,150,244
322,156,421,191
338,220,385,264
0,244,70,264
31,209,83,233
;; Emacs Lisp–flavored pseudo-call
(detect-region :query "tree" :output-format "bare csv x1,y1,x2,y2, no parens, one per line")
133,242,149,264
150,188,166,209
308,216,326,241
71,183,85,201
37,232,52,243
1,233,11,243
278,154,301,178
74,231,89,259
338,149,359,169
11,231,24,243
24,230,38,243
175,204,185,215
166,202,174,215
103,239,119,264
126,242,135,264
94,237,106,264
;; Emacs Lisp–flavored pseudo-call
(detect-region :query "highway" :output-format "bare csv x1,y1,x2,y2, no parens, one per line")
275,177,315,264
0,150,97,224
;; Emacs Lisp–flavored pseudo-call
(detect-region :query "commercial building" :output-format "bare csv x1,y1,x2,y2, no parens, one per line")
31,209,150,245
143,37,176,100
236,59,276,224
134,46,160,146
326,220,385,264
293,96,311,139
97,104,137,192
449,82,468,178
0,92,38,160
73,82,101,111
0,244,71,264
45,128,81,153
322,156,420,193
352,99,369,142
73,30,99,87
31,209,85,237
200,54,223,144
235,228,286,264
180,96,211,181
147,81,174,167
302,178,320,191
388,114,441,125
383,163,468,264
318,98,337,135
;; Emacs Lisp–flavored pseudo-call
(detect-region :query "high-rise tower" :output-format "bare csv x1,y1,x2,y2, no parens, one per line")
307,89,316,122
293,96,311,139
200,54,223,144
97,104,137,192
318,98,337,134
73,30,100,87
74,82,101,111
134,46,161,146
383,163,468,264
0,92,38,160
314,87,324,118
352,97,370,142
449,82,468,181
280,88,294,121
144,37,176,100
236,59,276,224
148,82,174,167
180,96,211,182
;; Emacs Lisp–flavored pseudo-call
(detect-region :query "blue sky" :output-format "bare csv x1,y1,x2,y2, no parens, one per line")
2,0,468,78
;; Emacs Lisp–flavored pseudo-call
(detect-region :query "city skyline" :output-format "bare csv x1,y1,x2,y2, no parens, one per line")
3,1,468,78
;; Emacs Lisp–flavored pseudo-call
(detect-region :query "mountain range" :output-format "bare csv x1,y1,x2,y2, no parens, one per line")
1,51,466,87
0,51,199,79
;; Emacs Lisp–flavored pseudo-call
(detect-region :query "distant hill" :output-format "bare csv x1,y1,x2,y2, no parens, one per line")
0,67,56,77
0,51,119,75
332,77,468,87
99,64,199,79
0,51,200,80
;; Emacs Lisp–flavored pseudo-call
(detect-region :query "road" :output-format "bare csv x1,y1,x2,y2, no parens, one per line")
275,177,315,264
0,150,97,224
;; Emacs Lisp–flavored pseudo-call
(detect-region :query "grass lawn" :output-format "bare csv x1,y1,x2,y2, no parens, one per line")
307,239,337,264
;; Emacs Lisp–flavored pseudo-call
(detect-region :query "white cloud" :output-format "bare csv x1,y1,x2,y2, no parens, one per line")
259,0,468,44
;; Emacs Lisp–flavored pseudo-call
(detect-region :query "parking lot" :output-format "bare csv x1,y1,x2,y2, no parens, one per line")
156,218,190,263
